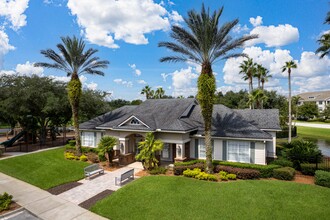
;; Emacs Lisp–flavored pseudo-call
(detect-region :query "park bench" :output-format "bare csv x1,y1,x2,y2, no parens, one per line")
115,168,134,186
84,164,104,179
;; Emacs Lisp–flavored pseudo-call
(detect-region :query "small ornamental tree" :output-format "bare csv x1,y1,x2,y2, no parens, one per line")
135,132,164,170
98,136,117,166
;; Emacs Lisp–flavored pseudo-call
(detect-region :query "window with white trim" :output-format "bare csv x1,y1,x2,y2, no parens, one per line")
227,141,250,163
82,132,95,147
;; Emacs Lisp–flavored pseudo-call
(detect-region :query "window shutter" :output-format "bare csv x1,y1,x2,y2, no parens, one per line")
195,139,198,158
94,132,97,147
222,140,227,161
250,142,255,163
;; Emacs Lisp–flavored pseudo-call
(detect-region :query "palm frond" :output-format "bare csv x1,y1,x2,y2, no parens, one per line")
159,56,189,63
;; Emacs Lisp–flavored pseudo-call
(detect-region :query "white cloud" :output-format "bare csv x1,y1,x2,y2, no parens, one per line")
86,82,98,90
67,0,182,48
297,51,330,77
137,79,147,84
246,24,299,47
169,10,183,25
249,16,263,27
293,76,330,93
170,66,198,97
0,0,29,31
15,61,44,76
0,30,15,68
233,24,249,34
114,78,133,87
128,63,142,76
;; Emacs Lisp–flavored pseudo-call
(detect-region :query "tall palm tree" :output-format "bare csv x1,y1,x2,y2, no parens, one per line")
282,60,297,143
155,87,165,99
158,4,257,173
239,58,257,109
35,36,109,154
260,67,272,90
141,85,153,99
249,89,268,109
316,10,330,58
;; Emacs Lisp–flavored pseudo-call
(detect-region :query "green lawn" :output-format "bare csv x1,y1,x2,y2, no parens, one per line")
91,176,330,220
297,126,330,141
0,147,89,189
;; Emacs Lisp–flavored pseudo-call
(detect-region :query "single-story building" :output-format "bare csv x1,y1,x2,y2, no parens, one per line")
79,98,281,165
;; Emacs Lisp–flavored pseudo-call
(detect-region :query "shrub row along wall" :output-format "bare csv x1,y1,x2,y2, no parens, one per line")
173,160,281,178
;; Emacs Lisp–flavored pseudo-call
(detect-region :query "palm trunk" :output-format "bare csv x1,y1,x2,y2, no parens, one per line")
68,74,82,155
198,62,216,174
288,70,292,143
258,78,261,89
249,77,253,109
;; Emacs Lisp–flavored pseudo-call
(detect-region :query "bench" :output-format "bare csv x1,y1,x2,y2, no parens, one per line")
115,169,134,186
84,164,104,179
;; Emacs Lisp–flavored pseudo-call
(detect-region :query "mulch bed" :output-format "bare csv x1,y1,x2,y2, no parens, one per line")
47,182,82,195
78,190,114,210
0,201,21,216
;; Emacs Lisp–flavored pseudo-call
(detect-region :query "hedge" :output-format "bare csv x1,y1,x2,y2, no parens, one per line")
315,170,330,188
212,160,280,178
273,167,295,181
215,165,260,179
174,163,205,175
174,160,205,167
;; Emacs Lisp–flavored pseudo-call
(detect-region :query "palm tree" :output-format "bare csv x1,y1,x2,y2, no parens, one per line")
158,4,257,173
98,135,117,167
316,10,330,58
141,85,154,99
155,87,165,99
249,89,268,109
282,60,297,143
260,67,272,90
35,36,109,154
135,132,164,170
239,58,257,109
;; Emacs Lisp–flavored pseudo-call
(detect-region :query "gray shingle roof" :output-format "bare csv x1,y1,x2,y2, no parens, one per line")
234,109,281,130
80,99,280,140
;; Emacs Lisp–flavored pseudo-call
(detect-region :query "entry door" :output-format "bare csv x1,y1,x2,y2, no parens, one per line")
161,143,172,161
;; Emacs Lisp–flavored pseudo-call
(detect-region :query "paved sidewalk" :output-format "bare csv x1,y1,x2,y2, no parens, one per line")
58,162,143,204
295,122,330,129
0,172,107,220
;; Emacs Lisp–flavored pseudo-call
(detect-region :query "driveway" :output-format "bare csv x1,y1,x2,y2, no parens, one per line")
294,122,330,129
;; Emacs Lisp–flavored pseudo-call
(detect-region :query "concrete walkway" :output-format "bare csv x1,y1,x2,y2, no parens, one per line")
58,162,143,204
295,122,330,129
0,172,107,220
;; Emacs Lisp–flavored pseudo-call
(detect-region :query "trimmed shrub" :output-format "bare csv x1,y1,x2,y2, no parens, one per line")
174,163,205,175
68,140,76,146
301,163,317,176
86,152,99,163
149,167,167,175
219,171,228,181
174,160,205,167
315,170,330,188
215,165,260,179
0,192,13,212
183,168,202,178
195,172,217,181
270,158,293,168
227,173,237,180
64,152,75,160
80,155,88,162
213,161,278,178
273,167,295,181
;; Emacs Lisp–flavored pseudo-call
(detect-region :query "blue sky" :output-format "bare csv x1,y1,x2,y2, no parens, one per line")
0,0,329,100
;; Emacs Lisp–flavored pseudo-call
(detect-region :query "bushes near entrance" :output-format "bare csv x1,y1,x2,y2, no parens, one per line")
183,168,217,181
270,158,294,168
149,167,167,175
315,170,330,188
174,163,205,175
273,167,295,181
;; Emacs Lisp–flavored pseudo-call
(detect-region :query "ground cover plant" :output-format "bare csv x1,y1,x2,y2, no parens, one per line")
91,176,330,220
0,192,12,212
0,147,89,189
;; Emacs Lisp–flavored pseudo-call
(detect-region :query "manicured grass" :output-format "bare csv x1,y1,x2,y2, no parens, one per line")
91,176,330,220
297,126,330,141
0,147,89,189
